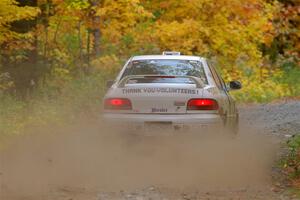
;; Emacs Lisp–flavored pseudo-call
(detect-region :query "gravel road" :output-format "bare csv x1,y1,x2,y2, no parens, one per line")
1,100,300,200
239,100,300,137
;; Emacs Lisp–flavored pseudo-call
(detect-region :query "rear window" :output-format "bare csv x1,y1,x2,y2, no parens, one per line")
121,59,208,84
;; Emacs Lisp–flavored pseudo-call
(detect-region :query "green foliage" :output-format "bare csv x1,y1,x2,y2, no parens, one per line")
0,53,123,141
66,0,90,10
275,60,300,97
281,134,300,189
232,78,288,103
0,69,113,141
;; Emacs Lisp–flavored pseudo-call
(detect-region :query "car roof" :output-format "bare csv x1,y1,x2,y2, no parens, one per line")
131,55,205,61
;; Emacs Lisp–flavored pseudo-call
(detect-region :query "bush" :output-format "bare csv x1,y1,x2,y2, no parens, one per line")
232,60,300,103
0,55,122,141
282,134,300,188
232,77,288,103
275,61,300,97
0,74,105,140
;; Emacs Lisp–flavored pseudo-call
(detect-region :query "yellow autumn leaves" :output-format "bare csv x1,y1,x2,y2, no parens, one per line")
0,0,277,69
87,0,277,71
1,0,297,103
0,0,39,43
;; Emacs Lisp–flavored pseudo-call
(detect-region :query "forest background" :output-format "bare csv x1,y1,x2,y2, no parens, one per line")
0,0,299,138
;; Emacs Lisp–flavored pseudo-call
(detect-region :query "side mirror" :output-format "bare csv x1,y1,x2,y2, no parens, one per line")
106,80,114,89
228,81,242,90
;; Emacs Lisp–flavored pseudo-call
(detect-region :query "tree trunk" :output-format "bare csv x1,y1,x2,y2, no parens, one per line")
90,0,101,57
11,0,39,99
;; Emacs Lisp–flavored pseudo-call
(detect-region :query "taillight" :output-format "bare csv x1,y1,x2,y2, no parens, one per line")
104,98,132,110
187,99,219,110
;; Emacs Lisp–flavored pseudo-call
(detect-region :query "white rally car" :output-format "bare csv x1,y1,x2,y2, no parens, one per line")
103,52,242,133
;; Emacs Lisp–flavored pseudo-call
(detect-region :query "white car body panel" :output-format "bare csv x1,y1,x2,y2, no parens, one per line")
102,54,239,131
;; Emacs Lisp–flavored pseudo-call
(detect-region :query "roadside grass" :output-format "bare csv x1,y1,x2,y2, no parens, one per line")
0,55,123,146
0,73,110,146
287,188,300,199
281,134,300,198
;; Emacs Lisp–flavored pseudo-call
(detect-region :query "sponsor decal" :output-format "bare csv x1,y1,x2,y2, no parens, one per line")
122,88,199,95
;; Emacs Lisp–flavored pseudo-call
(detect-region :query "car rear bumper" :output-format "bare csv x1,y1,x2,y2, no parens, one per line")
102,113,224,131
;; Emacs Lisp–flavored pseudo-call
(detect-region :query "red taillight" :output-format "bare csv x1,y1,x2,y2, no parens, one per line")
187,99,219,110
104,98,132,110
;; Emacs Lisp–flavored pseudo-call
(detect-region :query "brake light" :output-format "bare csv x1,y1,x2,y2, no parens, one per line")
104,98,132,110
187,99,219,110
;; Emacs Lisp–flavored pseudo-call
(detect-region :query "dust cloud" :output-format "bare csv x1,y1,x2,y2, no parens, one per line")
0,120,278,199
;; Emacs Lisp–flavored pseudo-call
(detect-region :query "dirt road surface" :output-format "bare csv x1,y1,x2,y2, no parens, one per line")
0,100,300,200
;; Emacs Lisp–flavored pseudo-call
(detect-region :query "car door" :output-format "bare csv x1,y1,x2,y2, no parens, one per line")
216,70,237,117
207,61,234,117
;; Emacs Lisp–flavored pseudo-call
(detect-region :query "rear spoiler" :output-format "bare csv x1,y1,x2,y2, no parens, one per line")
118,75,205,88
